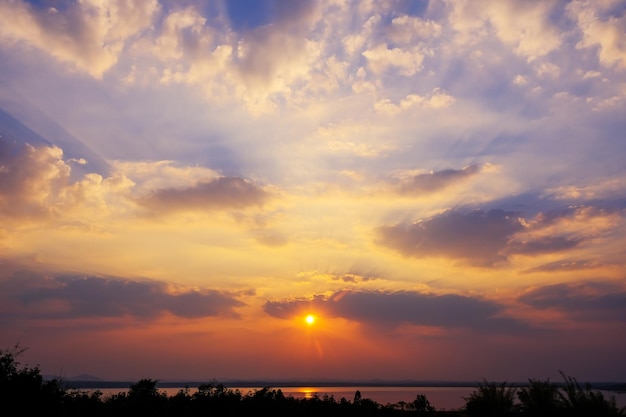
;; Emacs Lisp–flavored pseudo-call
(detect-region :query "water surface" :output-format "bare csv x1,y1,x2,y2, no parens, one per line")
90,385,626,411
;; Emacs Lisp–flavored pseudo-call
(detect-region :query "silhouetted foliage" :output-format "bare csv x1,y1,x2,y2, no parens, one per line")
106,378,170,417
412,393,436,415
517,377,563,417
2,345,625,417
558,371,624,417
464,380,517,417
0,344,66,415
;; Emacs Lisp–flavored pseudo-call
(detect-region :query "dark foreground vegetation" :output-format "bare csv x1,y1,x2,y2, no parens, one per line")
2,345,624,417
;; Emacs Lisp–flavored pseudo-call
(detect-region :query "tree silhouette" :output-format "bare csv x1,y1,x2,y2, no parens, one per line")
128,378,163,399
412,393,436,415
0,344,65,415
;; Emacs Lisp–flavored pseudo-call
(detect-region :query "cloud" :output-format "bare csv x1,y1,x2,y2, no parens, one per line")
386,15,443,44
0,138,70,218
149,6,213,62
264,289,528,333
332,272,380,283
314,122,396,157
568,0,626,69
374,88,456,114
362,43,426,76
507,206,623,254
234,27,322,112
146,5,235,93
507,235,583,255
521,259,603,274
518,281,626,322
544,178,626,202
448,0,562,60
377,209,524,266
377,205,625,267
0,269,245,320
0,97,111,177
139,176,269,212
110,160,221,195
146,2,324,114
0,138,270,226
393,164,481,195
0,138,137,224
0,0,160,78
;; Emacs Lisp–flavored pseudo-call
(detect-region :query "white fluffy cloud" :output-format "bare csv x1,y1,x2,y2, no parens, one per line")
447,0,562,60
568,0,626,69
375,89,455,114
362,43,427,76
0,0,160,78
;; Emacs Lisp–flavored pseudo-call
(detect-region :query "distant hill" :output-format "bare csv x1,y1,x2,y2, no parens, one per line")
43,373,103,382
67,373,103,382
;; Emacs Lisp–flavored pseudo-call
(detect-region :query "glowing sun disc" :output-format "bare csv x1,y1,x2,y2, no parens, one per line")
305,314,316,325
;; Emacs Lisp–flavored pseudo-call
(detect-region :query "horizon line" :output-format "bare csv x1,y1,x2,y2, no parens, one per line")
50,378,626,390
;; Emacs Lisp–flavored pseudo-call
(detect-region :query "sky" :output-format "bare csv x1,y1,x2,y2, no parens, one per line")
0,0,625,383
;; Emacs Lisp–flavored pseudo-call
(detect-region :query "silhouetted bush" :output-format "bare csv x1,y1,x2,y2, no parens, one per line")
517,378,563,417
464,380,517,417
558,371,624,417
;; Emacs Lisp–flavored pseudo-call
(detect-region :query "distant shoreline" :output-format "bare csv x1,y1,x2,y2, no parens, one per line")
57,379,626,393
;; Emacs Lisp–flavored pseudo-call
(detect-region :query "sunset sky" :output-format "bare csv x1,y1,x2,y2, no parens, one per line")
1,0,625,383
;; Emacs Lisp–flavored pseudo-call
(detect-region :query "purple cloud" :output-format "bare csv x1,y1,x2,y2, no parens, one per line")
518,282,626,322
140,176,268,212
376,206,617,267
376,209,524,266
395,165,481,195
264,289,529,333
0,270,245,320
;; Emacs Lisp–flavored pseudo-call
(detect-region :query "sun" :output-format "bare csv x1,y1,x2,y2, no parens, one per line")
305,314,316,325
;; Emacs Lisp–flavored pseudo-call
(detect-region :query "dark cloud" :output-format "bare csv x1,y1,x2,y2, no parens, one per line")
518,282,626,322
504,206,619,257
333,273,379,283
507,236,582,255
376,205,619,267
140,176,268,212
264,290,529,333
396,165,481,195
0,270,245,320
376,209,524,266
484,190,626,219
